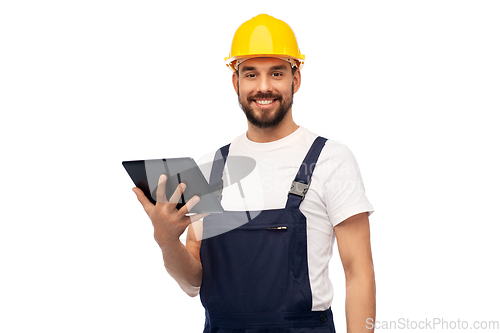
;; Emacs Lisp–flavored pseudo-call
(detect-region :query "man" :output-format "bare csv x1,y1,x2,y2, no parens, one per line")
133,14,375,333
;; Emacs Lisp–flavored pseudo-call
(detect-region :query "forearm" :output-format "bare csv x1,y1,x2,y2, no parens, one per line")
345,271,376,333
160,240,203,297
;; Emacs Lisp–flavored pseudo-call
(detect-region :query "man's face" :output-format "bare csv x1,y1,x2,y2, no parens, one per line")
233,58,301,128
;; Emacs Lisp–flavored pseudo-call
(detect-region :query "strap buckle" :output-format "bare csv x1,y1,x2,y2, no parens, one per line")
289,180,309,200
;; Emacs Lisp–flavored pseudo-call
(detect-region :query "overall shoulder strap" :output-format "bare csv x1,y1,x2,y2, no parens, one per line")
208,144,230,201
285,136,328,209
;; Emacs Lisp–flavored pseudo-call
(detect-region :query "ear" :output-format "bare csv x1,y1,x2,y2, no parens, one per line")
292,69,301,93
232,72,239,95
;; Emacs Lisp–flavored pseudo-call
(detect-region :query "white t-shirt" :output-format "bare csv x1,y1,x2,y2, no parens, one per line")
198,126,374,311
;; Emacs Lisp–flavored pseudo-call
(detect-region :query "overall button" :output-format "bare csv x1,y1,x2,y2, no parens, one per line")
319,313,328,322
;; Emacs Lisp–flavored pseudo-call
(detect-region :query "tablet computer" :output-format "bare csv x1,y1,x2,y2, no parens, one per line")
122,158,224,214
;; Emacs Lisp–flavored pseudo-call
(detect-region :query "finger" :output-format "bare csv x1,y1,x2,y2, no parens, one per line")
169,183,186,205
156,174,168,203
132,187,154,214
178,195,200,215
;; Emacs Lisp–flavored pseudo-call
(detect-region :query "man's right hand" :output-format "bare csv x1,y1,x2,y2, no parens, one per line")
132,174,207,250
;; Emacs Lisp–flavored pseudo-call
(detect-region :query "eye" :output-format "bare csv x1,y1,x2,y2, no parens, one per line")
246,73,257,78
271,72,283,77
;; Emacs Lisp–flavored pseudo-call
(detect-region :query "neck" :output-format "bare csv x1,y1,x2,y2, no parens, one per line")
246,113,299,143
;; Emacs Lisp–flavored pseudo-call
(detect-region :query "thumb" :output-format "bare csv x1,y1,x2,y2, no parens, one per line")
132,187,154,214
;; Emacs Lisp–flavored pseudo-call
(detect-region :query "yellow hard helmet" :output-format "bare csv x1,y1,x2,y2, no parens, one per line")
225,14,305,72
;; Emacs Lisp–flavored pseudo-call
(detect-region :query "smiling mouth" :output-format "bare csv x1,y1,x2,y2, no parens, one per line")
253,98,278,107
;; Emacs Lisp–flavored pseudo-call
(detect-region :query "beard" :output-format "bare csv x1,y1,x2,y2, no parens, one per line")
238,87,294,129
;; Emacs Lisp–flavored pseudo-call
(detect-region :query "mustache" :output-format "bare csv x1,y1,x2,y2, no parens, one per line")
247,92,282,103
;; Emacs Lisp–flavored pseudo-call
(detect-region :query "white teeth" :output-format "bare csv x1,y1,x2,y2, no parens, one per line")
256,99,273,105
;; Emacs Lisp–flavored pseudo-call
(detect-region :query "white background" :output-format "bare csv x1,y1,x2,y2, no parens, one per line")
1,1,499,332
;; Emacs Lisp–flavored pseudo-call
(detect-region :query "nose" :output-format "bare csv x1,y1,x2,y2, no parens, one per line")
257,75,272,93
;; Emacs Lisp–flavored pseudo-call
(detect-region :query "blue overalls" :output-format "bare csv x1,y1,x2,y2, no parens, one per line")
200,137,335,333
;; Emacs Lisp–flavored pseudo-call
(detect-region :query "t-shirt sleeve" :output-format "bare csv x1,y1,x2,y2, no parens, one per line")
323,144,374,227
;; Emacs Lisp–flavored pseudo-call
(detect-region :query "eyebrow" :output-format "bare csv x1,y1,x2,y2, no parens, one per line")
269,65,288,71
240,64,288,73
240,66,256,73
